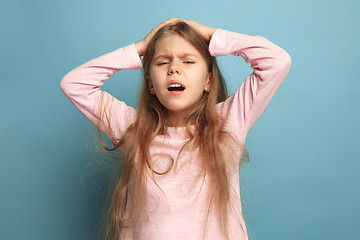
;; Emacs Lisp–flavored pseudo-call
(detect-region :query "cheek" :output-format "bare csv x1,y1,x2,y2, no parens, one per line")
192,69,210,87
149,69,165,90
149,67,158,81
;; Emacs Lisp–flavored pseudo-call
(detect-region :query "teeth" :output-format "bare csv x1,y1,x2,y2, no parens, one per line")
169,84,182,88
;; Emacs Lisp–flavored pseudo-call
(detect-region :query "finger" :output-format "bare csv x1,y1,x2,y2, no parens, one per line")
159,18,182,27
149,18,182,37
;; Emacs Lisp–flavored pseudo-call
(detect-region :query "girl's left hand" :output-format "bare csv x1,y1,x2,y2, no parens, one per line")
184,20,216,43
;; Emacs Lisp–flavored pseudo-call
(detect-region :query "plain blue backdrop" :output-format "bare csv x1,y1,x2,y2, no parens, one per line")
1,0,359,239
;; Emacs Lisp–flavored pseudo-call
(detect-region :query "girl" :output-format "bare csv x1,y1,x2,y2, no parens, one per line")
60,18,291,240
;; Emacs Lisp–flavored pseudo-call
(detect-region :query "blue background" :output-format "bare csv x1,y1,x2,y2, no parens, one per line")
1,0,359,239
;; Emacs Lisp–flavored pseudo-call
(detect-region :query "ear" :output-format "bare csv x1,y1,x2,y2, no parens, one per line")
204,73,212,92
147,75,155,94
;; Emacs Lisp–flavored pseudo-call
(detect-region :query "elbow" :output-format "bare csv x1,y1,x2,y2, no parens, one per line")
283,50,292,68
59,76,68,93
284,51,292,69
59,76,66,92
278,50,292,74
59,73,73,96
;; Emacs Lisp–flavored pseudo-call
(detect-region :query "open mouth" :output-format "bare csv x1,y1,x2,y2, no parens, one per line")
167,83,185,92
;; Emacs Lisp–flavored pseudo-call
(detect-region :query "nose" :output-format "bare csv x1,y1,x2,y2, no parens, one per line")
168,61,181,75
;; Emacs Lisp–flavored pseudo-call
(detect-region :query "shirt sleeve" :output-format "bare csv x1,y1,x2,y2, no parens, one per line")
59,43,143,142
210,29,291,142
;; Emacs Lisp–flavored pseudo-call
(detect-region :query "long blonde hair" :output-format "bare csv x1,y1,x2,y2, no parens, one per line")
96,21,249,240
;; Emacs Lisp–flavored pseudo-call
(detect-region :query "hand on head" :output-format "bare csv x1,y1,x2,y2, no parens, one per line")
135,18,216,56
184,20,216,43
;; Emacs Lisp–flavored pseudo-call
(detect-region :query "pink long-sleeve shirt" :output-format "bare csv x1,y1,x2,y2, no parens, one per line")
60,29,291,240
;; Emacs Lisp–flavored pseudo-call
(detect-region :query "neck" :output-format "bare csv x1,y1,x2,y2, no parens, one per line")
167,115,186,127
166,110,192,127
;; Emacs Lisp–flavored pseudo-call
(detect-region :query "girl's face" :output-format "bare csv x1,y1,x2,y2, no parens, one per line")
149,33,211,122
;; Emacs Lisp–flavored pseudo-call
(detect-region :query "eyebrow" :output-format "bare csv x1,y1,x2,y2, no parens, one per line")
153,53,199,61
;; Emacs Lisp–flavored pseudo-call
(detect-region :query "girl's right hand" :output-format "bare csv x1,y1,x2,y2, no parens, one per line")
135,18,181,56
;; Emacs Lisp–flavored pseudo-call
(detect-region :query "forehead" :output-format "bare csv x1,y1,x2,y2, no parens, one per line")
154,33,202,57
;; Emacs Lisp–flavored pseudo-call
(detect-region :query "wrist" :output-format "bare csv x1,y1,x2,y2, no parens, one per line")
208,28,216,42
135,41,144,56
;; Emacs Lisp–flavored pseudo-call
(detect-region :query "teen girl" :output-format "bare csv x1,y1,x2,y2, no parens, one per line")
60,18,291,240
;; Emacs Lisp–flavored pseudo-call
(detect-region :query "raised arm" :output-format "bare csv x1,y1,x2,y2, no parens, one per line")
59,44,142,142
210,29,291,140
60,19,184,142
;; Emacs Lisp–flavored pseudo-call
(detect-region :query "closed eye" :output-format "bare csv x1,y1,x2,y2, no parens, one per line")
157,62,169,66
